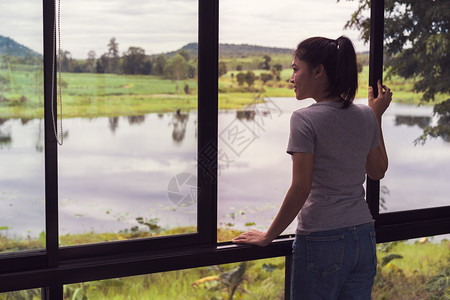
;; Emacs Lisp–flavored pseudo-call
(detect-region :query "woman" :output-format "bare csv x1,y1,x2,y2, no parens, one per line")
232,36,392,299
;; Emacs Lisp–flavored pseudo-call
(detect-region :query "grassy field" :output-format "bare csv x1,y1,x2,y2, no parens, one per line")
220,53,293,71
1,63,448,120
0,228,448,299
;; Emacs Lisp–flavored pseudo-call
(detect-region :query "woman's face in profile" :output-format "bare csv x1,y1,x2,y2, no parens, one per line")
290,57,316,101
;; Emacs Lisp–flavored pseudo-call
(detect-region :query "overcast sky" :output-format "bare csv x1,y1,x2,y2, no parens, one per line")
0,0,369,59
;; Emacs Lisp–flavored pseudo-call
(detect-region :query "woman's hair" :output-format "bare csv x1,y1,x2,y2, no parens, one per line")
294,36,358,108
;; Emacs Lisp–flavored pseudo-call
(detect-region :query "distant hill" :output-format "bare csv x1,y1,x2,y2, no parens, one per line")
0,35,41,57
219,43,294,57
163,42,294,58
169,43,369,60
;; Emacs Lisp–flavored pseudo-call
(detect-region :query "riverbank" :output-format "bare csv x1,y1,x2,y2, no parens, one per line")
1,66,448,120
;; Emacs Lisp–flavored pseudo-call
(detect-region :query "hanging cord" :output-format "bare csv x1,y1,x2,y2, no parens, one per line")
51,0,63,145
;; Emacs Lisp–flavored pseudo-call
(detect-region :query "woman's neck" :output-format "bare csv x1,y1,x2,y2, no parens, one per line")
314,95,341,103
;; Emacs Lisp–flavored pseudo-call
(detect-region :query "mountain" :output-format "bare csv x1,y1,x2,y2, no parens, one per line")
169,43,369,59
0,35,41,57
218,43,294,57
163,42,294,58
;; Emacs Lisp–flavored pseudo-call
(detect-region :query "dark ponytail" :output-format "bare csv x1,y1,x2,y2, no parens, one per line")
294,36,358,108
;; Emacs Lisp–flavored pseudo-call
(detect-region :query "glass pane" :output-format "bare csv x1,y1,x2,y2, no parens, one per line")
379,103,450,212
373,234,449,299
0,1,45,252
58,0,198,246
0,289,41,300
64,257,286,299
218,0,370,241
380,2,450,212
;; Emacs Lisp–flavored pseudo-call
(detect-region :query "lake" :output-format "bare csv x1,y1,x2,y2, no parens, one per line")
0,98,449,240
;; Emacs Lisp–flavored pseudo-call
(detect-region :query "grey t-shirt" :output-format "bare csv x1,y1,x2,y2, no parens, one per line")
287,100,379,234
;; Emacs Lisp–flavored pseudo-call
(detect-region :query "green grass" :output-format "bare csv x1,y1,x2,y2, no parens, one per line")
220,53,293,71
61,72,194,97
60,257,286,300
0,64,44,103
1,229,448,300
373,238,450,299
1,64,448,120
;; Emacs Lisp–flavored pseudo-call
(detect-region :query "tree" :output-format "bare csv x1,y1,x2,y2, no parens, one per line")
344,0,449,141
122,47,150,75
260,73,273,85
236,72,245,86
186,62,197,79
107,37,120,73
108,37,119,58
152,54,167,76
259,55,271,70
218,61,227,77
356,60,363,73
184,83,190,94
271,63,283,81
96,53,108,73
87,50,96,73
71,59,89,73
244,71,256,89
416,100,450,144
178,49,190,62
58,50,72,72
164,54,188,80
0,71,10,93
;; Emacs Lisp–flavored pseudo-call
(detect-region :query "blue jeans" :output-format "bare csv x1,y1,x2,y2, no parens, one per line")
290,222,377,300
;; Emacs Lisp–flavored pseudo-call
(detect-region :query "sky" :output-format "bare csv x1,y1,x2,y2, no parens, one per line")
0,0,369,59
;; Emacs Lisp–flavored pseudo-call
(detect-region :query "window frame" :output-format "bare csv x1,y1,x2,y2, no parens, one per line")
0,0,216,277
0,0,448,297
365,0,450,243
51,0,219,257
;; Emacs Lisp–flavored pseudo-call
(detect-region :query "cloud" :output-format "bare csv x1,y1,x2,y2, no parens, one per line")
219,0,368,51
58,0,198,58
0,0,43,54
0,0,368,59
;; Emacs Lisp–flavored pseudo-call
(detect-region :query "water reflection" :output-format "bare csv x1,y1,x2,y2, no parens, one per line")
395,115,431,129
0,118,11,149
20,118,31,125
3,111,435,149
0,118,45,238
127,115,146,125
1,99,449,238
0,118,45,151
0,132,11,148
35,119,44,152
422,99,450,143
106,112,191,144
0,103,447,153
109,117,119,133
236,110,255,121
170,110,189,143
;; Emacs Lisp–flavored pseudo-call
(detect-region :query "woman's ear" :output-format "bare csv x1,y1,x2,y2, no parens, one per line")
313,64,325,79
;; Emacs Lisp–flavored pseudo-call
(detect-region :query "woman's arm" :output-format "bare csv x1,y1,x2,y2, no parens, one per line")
232,152,313,247
366,80,392,180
